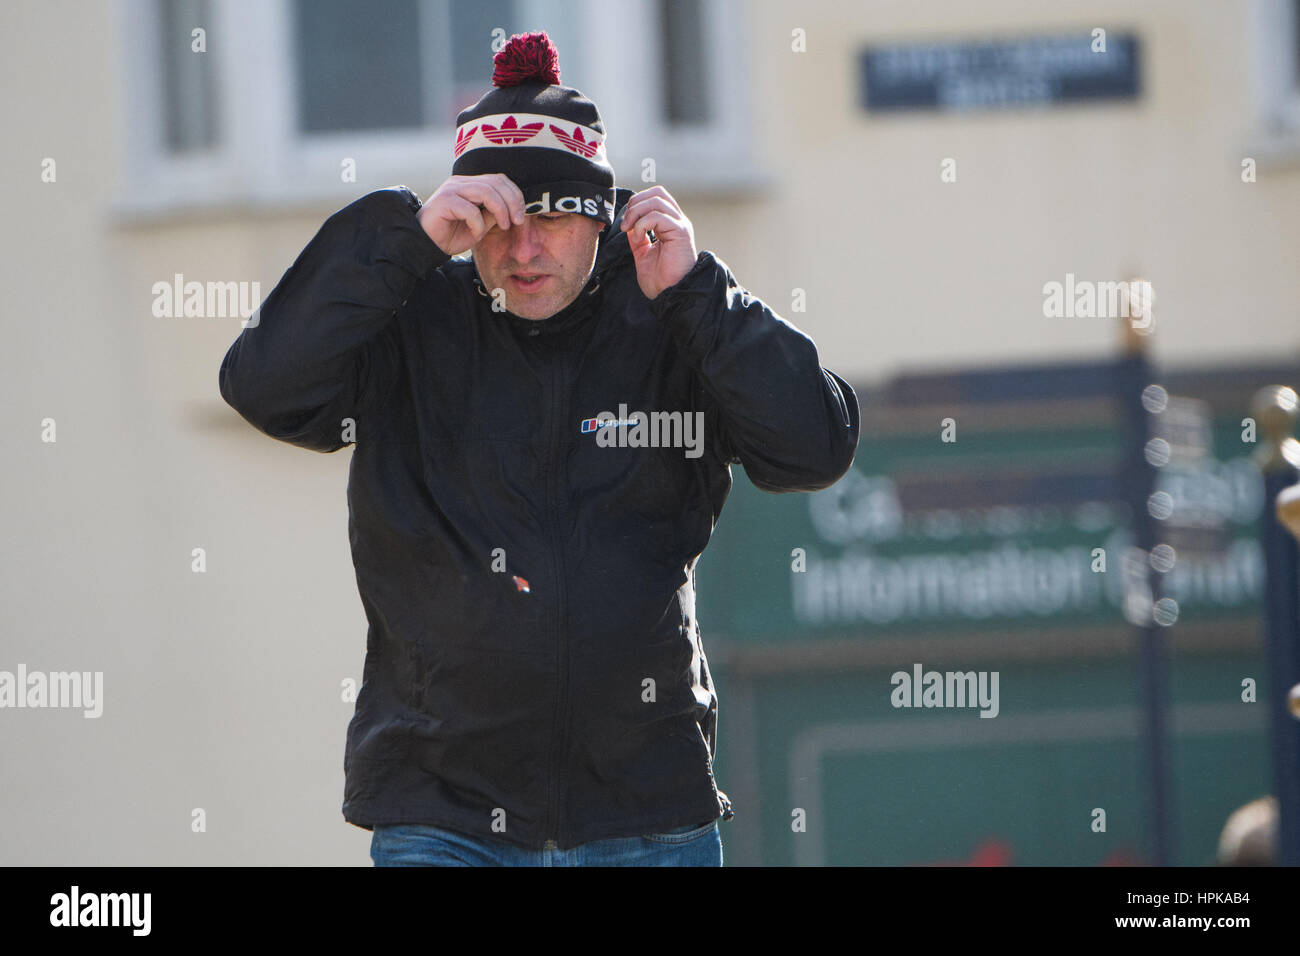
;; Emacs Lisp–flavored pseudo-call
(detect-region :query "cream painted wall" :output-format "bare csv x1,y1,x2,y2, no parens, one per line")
714,0,1300,379
1,0,1296,865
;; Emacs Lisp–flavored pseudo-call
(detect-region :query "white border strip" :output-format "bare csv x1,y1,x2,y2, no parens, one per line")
454,112,608,163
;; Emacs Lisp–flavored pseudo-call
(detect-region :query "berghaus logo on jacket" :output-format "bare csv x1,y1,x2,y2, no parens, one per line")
579,404,705,459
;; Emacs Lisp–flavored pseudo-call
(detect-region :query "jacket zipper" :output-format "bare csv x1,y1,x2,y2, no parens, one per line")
543,343,571,847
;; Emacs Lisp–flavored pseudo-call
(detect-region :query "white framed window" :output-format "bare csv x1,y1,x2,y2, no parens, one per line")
574,0,764,194
116,0,760,219
1248,0,1300,160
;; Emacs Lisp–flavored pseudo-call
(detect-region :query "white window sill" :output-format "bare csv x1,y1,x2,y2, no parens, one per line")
111,159,775,228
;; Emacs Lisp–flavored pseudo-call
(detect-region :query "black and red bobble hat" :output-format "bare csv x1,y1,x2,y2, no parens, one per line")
451,31,616,227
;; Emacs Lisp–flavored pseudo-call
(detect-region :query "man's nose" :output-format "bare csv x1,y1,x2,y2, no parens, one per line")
507,217,543,260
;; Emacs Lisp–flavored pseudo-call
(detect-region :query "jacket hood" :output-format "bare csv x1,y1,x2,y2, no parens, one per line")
594,185,635,274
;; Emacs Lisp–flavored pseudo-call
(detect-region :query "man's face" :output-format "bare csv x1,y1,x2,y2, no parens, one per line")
472,210,605,320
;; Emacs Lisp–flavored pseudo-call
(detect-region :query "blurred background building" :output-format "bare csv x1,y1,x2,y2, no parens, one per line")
3,0,1299,865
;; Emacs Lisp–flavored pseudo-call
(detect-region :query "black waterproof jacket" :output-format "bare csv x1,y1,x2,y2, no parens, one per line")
219,185,861,849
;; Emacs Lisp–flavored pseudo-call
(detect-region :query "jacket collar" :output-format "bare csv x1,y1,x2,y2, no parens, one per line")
472,187,635,338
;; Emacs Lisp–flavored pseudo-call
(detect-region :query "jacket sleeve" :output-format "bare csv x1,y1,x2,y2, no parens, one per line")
647,250,861,492
218,186,453,453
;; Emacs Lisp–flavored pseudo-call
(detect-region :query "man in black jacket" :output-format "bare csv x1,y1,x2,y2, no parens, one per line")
219,32,860,866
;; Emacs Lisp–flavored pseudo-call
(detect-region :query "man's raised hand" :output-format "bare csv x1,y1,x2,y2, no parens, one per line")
418,174,527,256
621,186,698,301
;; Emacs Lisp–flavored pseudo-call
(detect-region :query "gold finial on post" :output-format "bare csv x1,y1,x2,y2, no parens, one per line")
1252,385,1300,475
1279,484,1300,542
1120,274,1154,355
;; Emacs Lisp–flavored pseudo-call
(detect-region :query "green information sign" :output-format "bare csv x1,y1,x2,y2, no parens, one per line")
694,360,1288,866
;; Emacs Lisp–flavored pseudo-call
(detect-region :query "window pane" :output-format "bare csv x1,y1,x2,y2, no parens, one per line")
293,0,424,133
1293,0,1300,88
450,0,515,110
159,0,218,152
658,0,710,124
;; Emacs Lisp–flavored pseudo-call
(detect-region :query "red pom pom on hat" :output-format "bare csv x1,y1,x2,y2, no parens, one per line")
492,31,561,87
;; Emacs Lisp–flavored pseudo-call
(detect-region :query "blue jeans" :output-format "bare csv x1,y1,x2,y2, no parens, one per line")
370,819,723,867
